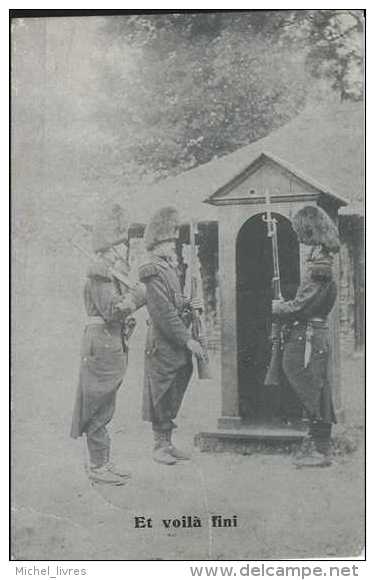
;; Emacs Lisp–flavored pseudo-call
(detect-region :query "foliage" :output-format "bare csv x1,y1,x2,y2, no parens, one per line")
96,10,363,180
283,10,364,101
11,11,364,244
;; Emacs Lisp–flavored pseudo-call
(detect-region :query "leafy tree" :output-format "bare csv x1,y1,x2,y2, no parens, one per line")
94,10,363,180
11,11,364,245
280,10,364,101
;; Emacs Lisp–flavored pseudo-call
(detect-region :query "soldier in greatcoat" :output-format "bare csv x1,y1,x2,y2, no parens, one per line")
272,205,340,468
71,204,145,485
139,207,204,465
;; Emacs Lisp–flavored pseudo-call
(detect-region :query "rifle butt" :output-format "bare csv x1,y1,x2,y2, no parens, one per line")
264,352,281,387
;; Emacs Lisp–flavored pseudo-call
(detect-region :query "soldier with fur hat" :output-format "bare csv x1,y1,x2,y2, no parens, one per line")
71,204,145,485
139,206,204,465
272,205,340,468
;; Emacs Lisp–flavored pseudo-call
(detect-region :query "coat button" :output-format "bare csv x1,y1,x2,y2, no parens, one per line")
298,336,303,341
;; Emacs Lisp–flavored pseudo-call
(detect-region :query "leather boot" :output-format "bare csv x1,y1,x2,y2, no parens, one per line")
152,431,177,465
106,462,132,479
167,431,191,461
294,442,332,468
88,463,127,485
313,422,332,453
294,422,332,468
293,434,314,462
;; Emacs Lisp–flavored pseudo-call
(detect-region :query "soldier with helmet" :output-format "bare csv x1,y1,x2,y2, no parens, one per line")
272,205,340,468
139,206,204,465
70,204,145,485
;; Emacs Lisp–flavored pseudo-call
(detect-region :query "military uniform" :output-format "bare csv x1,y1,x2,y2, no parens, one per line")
71,205,145,484
139,206,201,465
273,246,337,466
139,256,193,432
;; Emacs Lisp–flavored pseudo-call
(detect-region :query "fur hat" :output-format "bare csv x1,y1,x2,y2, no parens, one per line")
292,205,340,253
144,206,180,251
92,203,129,253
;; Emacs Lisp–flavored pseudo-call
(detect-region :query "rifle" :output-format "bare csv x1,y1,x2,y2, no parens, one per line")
263,190,283,387
189,222,212,380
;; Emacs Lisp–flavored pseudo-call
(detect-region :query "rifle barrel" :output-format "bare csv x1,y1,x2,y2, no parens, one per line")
271,227,282,300
189,221,212,380
263,190,283,388
263,191,282,301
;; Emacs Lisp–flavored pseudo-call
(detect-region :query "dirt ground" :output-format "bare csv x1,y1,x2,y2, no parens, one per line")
11,243,365,561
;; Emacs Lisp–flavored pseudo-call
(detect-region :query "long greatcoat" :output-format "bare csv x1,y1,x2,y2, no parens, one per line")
139,256,193,425
273,247,337,423
70,259,145,438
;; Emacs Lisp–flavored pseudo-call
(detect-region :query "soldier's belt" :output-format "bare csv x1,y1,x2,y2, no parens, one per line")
292,317,328,328
308,317,328,328
86,316,105,325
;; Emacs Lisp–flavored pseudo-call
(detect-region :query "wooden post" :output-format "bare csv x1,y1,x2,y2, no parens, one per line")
330,251,342,414
217,210,241,428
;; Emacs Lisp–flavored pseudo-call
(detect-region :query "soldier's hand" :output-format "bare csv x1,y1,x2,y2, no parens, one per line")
113,258,130,275
115,295,136,316
190,297,204,312
187,339,204,359
272,299,284,314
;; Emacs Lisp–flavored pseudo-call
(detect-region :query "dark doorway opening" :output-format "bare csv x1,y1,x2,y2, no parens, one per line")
236,213,301,423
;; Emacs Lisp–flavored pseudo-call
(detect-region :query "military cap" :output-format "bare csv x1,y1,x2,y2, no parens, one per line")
144,206,179,251
92,203,129,253
292,205,340,253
